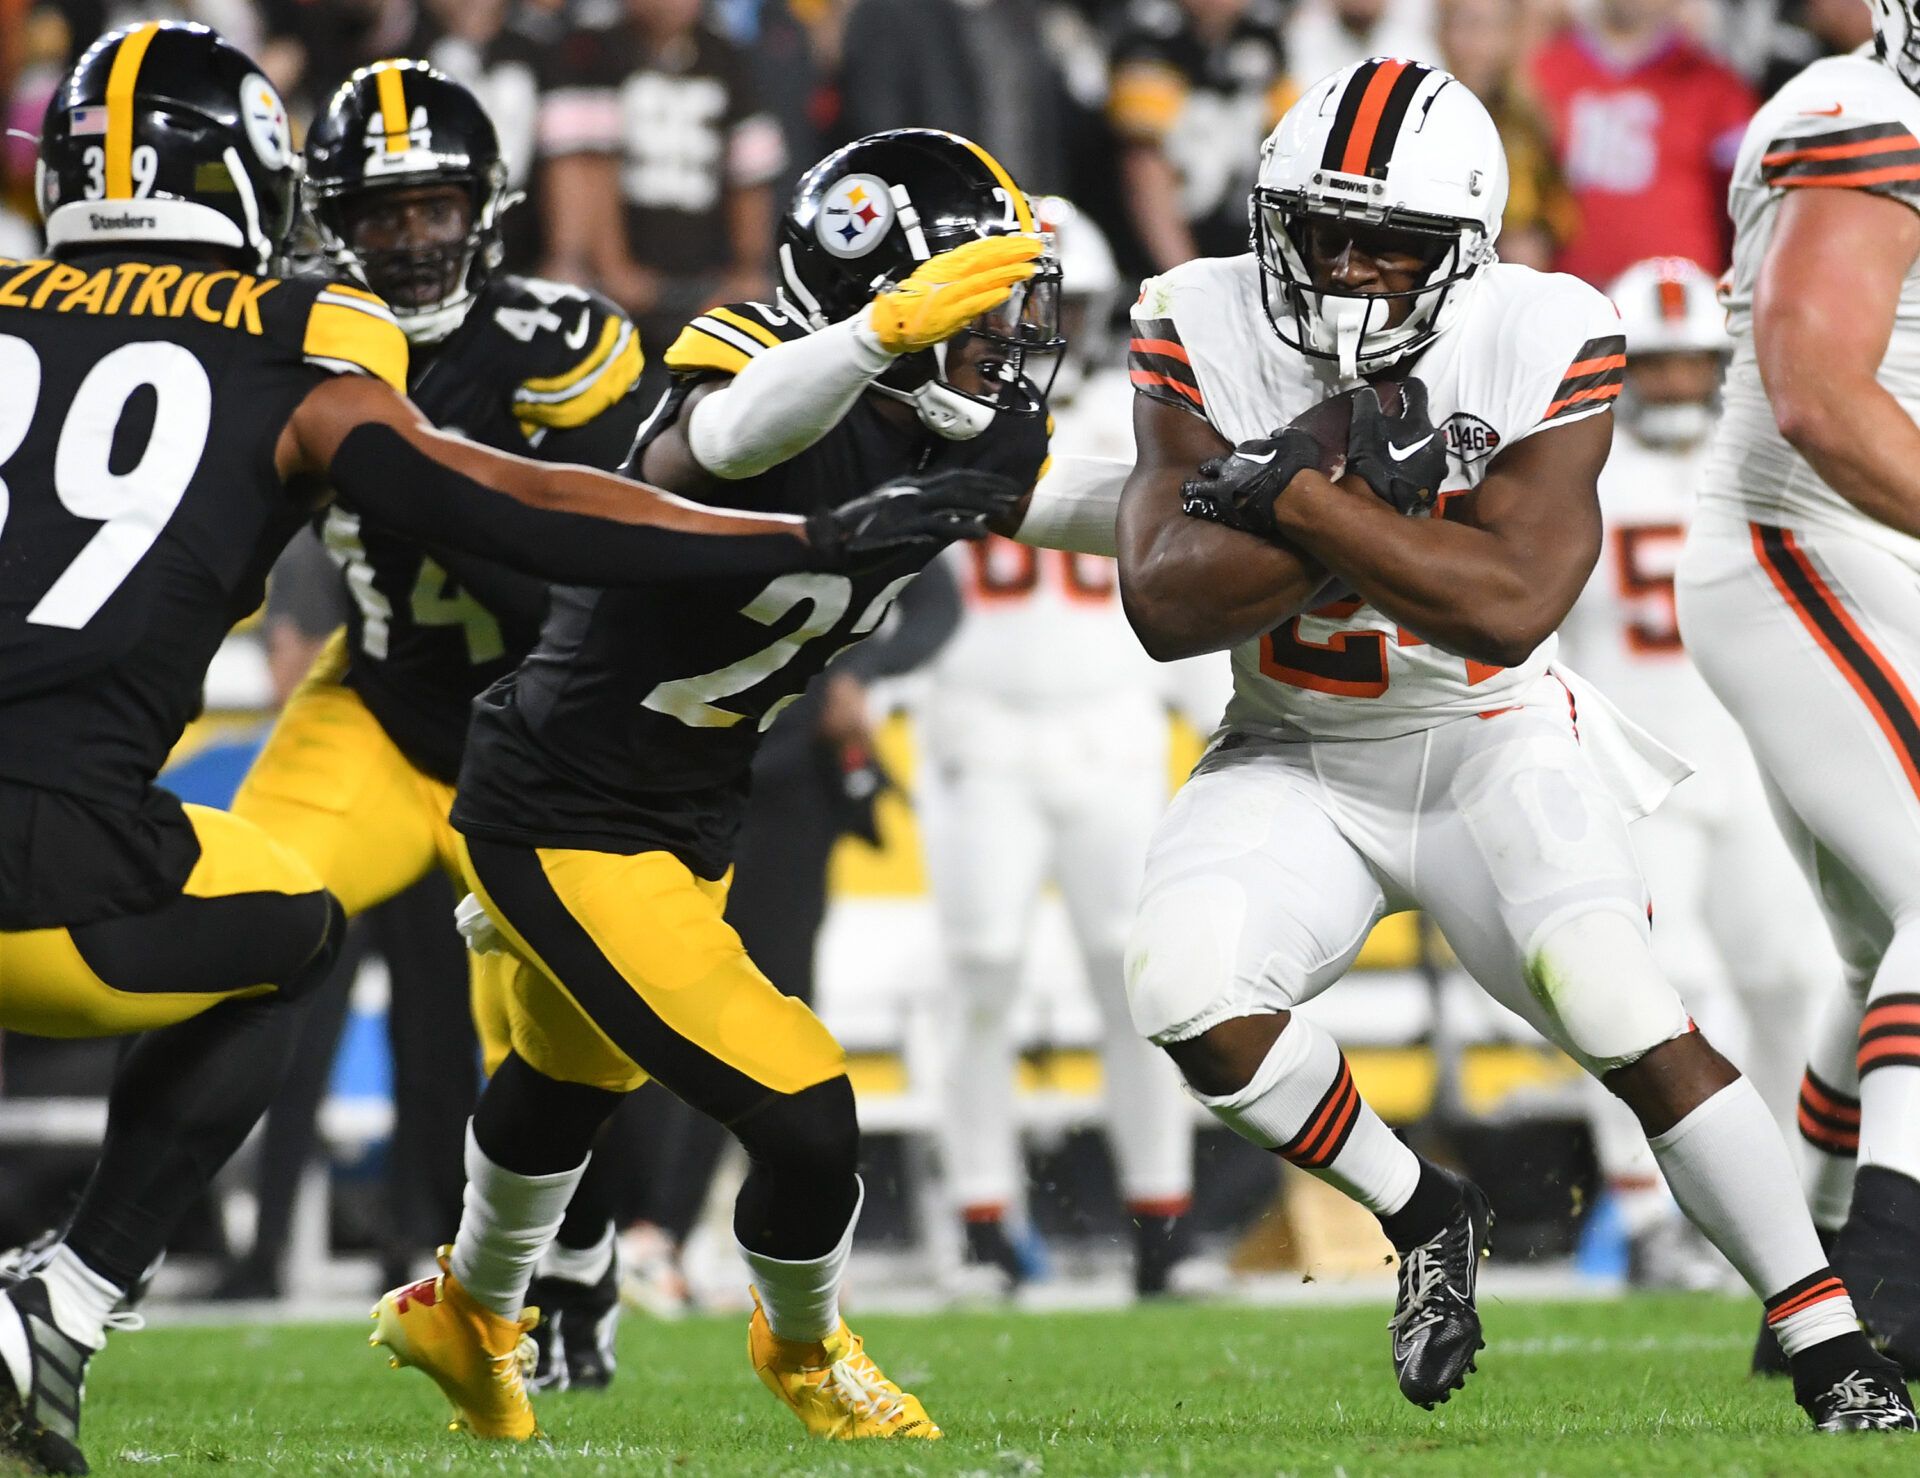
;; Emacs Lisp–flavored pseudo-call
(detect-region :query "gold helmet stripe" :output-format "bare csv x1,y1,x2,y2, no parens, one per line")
375,63,410,154
104,22,163,199
953,135,1035,234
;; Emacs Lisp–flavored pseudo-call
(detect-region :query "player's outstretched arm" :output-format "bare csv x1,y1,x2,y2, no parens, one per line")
1755,186,1920,538
1116,394,1329,660
279,374,1010,581
1266,412,1610,669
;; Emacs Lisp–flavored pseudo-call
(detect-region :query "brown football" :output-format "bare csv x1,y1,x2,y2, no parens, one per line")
1284,379,1410,483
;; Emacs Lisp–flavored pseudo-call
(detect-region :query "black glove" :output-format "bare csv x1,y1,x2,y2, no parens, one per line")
1345,379,1447,516
807,469,1022,568
1179,426,1325,539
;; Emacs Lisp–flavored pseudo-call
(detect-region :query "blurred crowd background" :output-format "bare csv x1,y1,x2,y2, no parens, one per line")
0,0,1855,1310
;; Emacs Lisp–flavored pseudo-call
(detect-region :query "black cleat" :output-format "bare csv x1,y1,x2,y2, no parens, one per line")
1837,1167,1920,1376
0,1278,94,1475
1388,1173,1492,1409
1798,1351,1918,1432
527,1256,620,1393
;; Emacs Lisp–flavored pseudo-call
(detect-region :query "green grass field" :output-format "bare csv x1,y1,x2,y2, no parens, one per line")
61,1293,1915,1476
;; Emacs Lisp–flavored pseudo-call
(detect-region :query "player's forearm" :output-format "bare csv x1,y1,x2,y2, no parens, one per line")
687,313,895,478
1273,476,1570,669
1118,474,1324,660
1014,455,1131,556
331,424,815,584
1772,372,1920,540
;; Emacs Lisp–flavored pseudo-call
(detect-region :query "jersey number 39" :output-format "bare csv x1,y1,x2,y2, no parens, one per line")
0,336,212,630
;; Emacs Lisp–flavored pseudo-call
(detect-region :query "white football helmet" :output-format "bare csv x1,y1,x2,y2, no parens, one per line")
1872,0,1920,92
1608,256,1729,447
1253,58,1507,378
1034,194,1119,404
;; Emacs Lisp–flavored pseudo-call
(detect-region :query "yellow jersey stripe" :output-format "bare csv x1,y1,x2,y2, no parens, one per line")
515,325,644,429
520,317,621,396
105,23,162,200
375,63,409,153
304,298,408,392
956,134,1035,232
663,322,752,376
322,281,389,309
708,306,784,350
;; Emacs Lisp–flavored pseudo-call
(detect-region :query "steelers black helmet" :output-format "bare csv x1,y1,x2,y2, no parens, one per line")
37,22,298,273
305,60,513,344
781,129,1061,438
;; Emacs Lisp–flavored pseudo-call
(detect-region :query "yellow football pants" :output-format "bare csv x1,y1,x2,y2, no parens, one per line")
455,834,846,1108
0,805,336,1037
229,632,512,1063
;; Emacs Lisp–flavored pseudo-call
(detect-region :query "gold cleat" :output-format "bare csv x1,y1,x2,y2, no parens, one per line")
748,1289,941,1439
368,1247,542,1440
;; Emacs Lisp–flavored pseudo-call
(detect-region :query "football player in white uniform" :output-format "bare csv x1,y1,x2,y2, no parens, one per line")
1676,3,1920,1377
1117,57,1914,1429
919,199,1208,1298
1560,258,1841,1290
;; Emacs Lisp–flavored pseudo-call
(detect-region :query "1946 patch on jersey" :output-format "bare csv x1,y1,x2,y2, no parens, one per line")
1443,412,1501,465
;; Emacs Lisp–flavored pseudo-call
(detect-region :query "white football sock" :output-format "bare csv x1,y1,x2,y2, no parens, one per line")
1649,1076,1852,1349
540,1222,615,1287
740,1179,863,1343
1190,1015,1419,1216
1583,1075,1676,1236
40,1246,120,1352
941,959,1024,1212
449,1123,588,1320
1857,963,1920,1185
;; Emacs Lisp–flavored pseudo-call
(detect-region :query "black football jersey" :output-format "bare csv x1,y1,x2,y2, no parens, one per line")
452,299,1051,876
0,249,408,927
321,274,648,782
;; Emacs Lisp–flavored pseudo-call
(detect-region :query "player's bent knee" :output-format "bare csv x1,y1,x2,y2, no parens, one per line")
731,1074,859,1181
1125,877,1254,1046
1526,910,1690,1073
280,892,348,1004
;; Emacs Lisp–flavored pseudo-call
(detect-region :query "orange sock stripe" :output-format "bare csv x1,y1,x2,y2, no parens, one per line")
1861,999,1920,1032
1753,523,1920,803
1857,1033,1920,1071
1126,1196,1193,1219
1798,1070,1861,1124
1767,1276,1848,1324
1281,1059,1361,1169
1797,1104,1861,1154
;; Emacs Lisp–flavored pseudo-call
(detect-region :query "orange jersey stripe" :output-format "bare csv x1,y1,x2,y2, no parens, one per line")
1128,336,1191,364
1339,58,1409,176
1129,368,1203,406
1563,352,1629,379
1762,133,1920,166
1781,164,1920,189
1543,382,1623,418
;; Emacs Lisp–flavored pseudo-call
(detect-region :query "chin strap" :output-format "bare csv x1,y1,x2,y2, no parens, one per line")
870,337,997,440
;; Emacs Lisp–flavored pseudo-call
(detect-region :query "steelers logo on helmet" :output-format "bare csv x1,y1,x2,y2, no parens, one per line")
239,73,292,170
817,173,895,259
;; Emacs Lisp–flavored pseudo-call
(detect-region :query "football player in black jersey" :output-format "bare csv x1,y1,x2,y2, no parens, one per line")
0,27,1018,1474
369,129,1057,1444
227,60,645,1393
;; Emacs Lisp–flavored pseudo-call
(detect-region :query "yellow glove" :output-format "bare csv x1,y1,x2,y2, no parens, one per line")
867,236,1042,355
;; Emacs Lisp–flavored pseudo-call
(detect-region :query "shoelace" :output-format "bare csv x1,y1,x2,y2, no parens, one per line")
1388,1222,1468,1342
1826,1370,1898,1414
825,1351,907,1426
102,1309,144,1334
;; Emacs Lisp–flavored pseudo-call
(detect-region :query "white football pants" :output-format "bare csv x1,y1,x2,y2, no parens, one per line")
919,688,1194,1213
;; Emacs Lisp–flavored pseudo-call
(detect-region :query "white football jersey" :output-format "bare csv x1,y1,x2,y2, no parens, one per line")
929,368,1163,705
1131,256,1623,739
1702,51,1920,564
1560,432,1749,764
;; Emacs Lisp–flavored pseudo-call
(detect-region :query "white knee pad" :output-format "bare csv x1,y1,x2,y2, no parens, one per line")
1124,874,1251,1045
1526,910,1690,1073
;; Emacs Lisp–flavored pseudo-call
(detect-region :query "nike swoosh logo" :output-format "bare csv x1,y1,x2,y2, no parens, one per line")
1799,104,1843,117
565,309,592,349
1387,435,1435,461
1235,449,1278,465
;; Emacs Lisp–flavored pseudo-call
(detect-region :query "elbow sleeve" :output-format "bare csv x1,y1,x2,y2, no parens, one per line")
1016,455,1129,557
329,423,812,585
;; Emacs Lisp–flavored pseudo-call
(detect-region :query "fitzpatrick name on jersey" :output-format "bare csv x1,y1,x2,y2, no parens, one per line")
323,273,648,783
1130,256,1622,740
1705,53,1920,562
